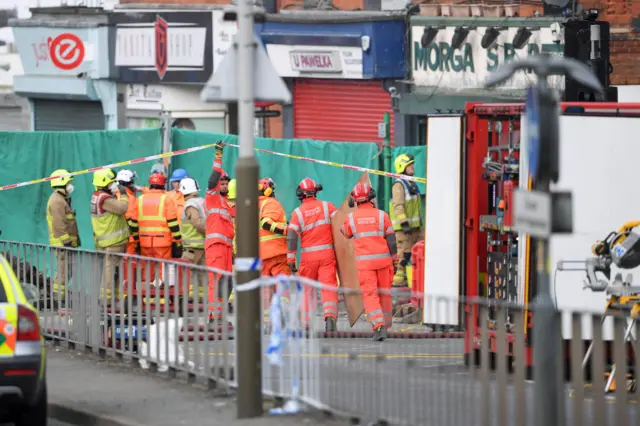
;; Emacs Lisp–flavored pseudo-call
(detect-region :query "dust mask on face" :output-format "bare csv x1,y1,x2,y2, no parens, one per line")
65,183,74,195
109,182,119,194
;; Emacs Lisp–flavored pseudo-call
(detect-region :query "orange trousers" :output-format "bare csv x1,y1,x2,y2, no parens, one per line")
261,254,291,318
299,257,339,322
206,243,233,313
358,265,393,331
140,246,171,282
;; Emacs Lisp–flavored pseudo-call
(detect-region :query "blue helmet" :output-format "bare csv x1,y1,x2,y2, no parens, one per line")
170,168,189,183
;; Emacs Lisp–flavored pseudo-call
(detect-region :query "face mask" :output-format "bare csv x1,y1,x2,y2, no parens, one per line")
109,182,119,194
65,183,74,195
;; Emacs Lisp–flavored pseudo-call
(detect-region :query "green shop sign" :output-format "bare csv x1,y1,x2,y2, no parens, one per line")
411,25,564,90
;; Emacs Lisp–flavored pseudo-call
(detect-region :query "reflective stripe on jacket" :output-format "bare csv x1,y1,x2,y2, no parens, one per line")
137,191,174,248
341,204,394,270
259,196,287,260
90,191,129,248
288,198,337,263
389,179,422,230
205,187,234,248
46,190,79,247
181,197,206,249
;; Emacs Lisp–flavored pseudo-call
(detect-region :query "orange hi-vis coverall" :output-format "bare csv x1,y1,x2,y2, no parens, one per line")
205,154,234,314
133,189,182,282
120,186,140,255
341,203,397,331
168,189,185,227
259,196,291,317
287,198,338,323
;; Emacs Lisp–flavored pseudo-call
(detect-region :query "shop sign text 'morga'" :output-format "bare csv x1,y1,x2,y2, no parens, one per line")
411,26,565,90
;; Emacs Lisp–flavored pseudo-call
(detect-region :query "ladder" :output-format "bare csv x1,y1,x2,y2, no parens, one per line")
581,281,640,393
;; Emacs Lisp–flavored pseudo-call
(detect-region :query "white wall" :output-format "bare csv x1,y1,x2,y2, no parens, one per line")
615,85,640,103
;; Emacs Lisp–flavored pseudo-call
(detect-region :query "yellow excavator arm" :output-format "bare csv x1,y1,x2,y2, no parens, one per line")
592,220,640,256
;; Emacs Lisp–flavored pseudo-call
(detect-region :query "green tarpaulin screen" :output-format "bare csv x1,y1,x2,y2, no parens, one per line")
0,129,162,249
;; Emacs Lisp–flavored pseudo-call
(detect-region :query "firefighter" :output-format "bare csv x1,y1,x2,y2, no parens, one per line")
115,169,142,255
390,154,424,287
227,179,237,209
132,172,182,284
259,178,291,320
341,182,397,341
287,177,339,332
90,169,131,301
46,169,80,300
227,178,238,308
179,177,206,298
205,142,234,322
169,169,188,225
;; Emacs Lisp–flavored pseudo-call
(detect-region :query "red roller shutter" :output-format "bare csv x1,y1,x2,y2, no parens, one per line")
293,79,395,143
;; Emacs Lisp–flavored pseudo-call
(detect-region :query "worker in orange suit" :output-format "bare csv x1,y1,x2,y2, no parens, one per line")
132,172,183,284
286,177,339,332
341,182,397,342
258,178,291,320
115,170,143,255
204,142,234,323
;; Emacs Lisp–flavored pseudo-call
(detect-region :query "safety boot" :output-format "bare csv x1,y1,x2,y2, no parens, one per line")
325,317,337,332
392,268,408,287
373,326,388,342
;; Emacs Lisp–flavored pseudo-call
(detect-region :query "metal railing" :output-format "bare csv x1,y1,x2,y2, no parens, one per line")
1,240,638,425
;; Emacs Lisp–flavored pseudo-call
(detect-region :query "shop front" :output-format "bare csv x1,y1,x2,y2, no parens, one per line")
401,16,565,141
258,13,407,144
11,8,117,130
110,9,240,134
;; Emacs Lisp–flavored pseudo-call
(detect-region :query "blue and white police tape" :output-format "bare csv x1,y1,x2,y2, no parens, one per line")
235,257,262,272
266,275,304,415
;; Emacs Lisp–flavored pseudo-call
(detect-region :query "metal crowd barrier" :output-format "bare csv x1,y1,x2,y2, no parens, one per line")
1,240,638,425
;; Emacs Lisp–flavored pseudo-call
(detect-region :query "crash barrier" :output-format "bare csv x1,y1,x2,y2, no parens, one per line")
0,128,425,249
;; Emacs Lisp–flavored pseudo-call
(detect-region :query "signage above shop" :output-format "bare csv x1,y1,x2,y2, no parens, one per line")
290,51,342,73
127,83,226,112
13,27,98,77
110,12,213,84
266,44,363,79
411,25,565,90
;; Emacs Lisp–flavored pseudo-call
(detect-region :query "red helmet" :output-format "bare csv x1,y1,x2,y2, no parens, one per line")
149,173,166,186
351,182,375,203
296,177,323,199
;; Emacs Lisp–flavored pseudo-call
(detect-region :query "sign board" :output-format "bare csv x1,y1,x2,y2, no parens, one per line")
13,27,97,76
513,189,551,238
411,25,565,90
127,83,226,112
111,12,213,83
212,10,238,71
266,44,363,79
525,86,540,179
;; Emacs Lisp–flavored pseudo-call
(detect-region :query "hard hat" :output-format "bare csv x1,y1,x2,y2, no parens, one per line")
49,169,73,188
149,173,166,186
394,154,415,174
150,163,166,176
228,179,237,200
179,177,200,196
351,182,376,203
170,168,189,183
116,169,137,184
296,177,323,200
258,178,273,197
93,168,117,188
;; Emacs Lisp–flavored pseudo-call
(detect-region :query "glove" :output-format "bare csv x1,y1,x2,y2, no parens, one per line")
288,263,298,273
215,141,224,158
171,242,183,258
401,221,412,235
134,185,144,192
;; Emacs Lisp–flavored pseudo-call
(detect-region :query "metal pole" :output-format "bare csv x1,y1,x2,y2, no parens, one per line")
383,112,391,206
235,0,262,418
532,79,561,426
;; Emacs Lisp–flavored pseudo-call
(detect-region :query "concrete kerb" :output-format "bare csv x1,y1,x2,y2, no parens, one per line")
48,402,146,426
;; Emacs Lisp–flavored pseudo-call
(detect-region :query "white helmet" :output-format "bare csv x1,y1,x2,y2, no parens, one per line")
179,177,200,196
116,169,137,184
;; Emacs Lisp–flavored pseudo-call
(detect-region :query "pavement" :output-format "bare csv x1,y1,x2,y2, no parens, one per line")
46,346,346,426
